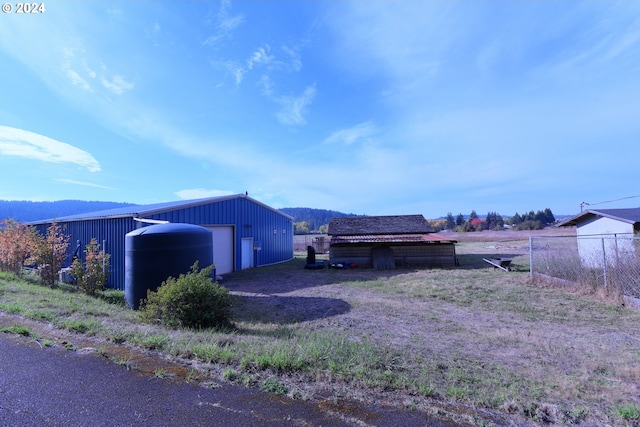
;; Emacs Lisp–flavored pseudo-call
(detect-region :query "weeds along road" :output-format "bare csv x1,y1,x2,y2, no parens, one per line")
0,331,467,427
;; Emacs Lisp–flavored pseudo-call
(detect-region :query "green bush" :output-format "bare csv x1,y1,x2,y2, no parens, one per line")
138,262,231,329
70,238,110,296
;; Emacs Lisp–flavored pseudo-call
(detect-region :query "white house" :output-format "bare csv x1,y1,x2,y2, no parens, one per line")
557,208,640,268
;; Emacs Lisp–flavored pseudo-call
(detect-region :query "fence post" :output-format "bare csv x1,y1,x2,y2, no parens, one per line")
601,238,607,291
529,236,533,278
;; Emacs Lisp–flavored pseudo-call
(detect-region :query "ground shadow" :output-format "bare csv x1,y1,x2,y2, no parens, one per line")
221,253,530,304
229,294,351,324
221,256,421,295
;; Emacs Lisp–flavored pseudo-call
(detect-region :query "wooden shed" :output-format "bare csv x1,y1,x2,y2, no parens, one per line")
328,215,457,269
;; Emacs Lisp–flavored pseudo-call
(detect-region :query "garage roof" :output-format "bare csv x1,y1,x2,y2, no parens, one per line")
28,193,293,225
557,208,640,227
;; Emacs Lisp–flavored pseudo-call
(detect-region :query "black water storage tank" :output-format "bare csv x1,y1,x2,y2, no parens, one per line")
125,223,213,309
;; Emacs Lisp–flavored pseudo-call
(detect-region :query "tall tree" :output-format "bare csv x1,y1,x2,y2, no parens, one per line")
512,212,522,225
543,208,555,224
534,210,547,224
485,212,504,230
445,212,455,230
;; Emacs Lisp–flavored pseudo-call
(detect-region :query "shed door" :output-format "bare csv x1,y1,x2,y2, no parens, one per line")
241,237,254,270
205,226,234,274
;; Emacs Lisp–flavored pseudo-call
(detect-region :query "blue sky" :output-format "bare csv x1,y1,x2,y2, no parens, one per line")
1,1,639,218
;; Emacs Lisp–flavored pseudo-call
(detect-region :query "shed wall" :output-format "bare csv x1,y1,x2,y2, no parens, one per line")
577,216,634,238
330,243,456,268
576,217,636,268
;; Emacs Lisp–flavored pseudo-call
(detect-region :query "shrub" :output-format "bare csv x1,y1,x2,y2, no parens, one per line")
138,262,231,329
33,222,70,288
70,238,110,296
0,218,38,275
515,220,543,231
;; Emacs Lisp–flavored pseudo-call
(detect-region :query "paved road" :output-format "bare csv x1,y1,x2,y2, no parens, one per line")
0,332,465,427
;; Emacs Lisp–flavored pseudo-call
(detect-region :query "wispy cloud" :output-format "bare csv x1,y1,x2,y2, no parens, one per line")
61,47,94,92
552,15,640,75
203,0,244,46
281,45,303,72
216,45,277,86
55,178,114,189
256,77,316,126
100,74,135,95
175,188,235,199
247,45,275,70
217,59,245,85
0,126,101,172
324,121,377,145
60,45,134,95
277,84,316,126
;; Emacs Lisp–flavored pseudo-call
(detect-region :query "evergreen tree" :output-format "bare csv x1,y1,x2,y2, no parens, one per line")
455,213,465,226
485,212,504,230
534,210,547,224
445,212,455,230
511,212,522,225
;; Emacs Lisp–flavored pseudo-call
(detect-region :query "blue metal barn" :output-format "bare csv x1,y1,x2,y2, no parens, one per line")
29,194,294,290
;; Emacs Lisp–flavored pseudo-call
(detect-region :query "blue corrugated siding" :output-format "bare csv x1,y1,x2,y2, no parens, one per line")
33,196,293,291
33,217,138,291
148,197,293,271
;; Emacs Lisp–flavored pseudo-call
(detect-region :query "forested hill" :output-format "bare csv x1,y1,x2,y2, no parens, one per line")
279,207,358,232
0,200,136,223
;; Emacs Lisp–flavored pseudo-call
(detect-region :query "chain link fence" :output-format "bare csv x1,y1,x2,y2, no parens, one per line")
530,235,640,302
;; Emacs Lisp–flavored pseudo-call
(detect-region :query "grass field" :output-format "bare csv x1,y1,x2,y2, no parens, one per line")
1,228,639,426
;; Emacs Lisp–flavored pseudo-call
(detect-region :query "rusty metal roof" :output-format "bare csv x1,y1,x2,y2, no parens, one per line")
330,233,456,245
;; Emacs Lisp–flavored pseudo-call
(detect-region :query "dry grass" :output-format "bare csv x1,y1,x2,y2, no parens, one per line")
2,228,640,426
266,228,639,425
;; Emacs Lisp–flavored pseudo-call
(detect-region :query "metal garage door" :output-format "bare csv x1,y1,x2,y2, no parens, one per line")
205,226,234,275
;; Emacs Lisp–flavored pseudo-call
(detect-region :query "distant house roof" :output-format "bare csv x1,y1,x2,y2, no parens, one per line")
328,215,434,236
28,194,293,225
557,208,640,227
